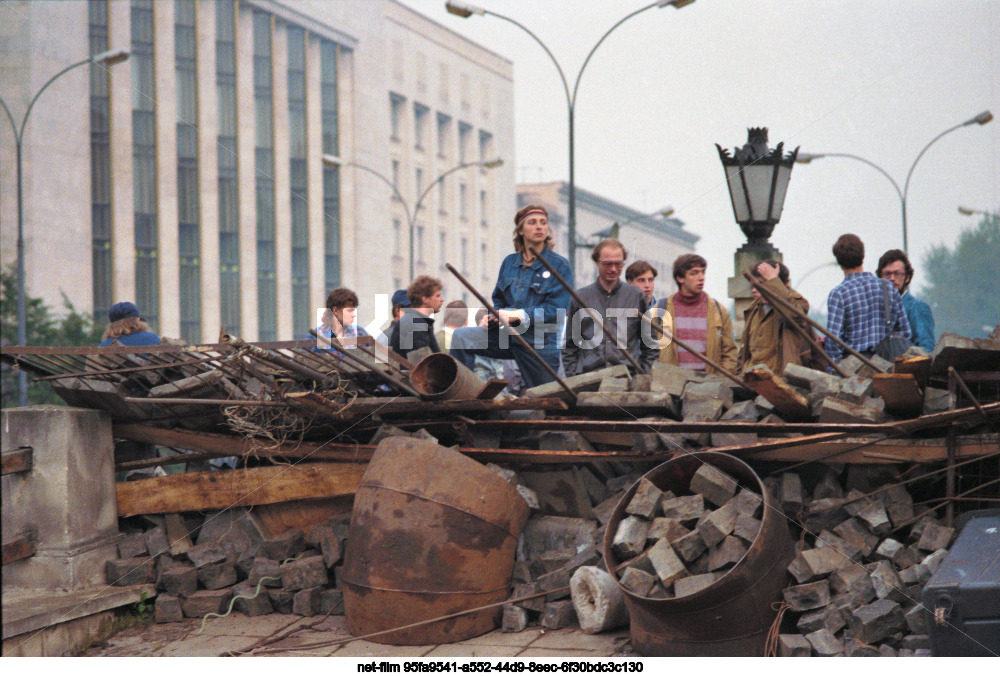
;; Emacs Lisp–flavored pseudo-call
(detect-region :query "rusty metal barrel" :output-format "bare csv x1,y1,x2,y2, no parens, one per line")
602,453,793,656
410,352,485,400
342,437,530,644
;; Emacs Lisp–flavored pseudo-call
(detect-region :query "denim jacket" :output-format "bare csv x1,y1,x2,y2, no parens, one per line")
492,248,573,353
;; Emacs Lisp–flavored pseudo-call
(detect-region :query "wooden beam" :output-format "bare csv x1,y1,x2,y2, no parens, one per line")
744,367,812,420
116,462,368,516
1,446,33,475
749,435,998,464
2,528,37,565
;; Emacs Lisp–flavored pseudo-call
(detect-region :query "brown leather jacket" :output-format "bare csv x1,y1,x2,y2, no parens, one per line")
737,277,811,374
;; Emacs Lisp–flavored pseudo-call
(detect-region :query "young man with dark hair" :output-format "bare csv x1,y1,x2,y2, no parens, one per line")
389,275,444,359
653,253,738,373
876,249,935,351
826,234,911,362
737,260,811,374
563,239,656,376
625,260,658,306
313,287,369,351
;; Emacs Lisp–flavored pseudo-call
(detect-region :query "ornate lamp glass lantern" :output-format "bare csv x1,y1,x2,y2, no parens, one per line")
716,127,798,245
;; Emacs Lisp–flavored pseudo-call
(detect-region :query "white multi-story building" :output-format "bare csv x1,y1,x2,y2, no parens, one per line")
0,0,513,342
517,182,699,301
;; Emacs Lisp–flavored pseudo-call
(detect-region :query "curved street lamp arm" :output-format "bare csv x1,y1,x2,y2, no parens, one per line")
343,161,412,226
808,152,903,202
18,58,94,143
483,10,571,110
902,122,967,203
0,96,18,139
413,160,493,219
572,1,662,107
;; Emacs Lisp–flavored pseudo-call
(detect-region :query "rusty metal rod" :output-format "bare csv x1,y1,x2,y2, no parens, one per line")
446,263,577,401
308,329,422,397
530,251,645,375
222,335,331,383
742,270,848,377
948,366,991,423
123,397,290,406
744,270,885,374
889,477,1000,534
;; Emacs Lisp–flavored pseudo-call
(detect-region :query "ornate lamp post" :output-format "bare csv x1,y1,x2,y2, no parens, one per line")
716,127,798,330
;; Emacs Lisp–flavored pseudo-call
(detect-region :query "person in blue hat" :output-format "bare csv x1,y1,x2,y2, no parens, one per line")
98,302,161,346
376,289,411,346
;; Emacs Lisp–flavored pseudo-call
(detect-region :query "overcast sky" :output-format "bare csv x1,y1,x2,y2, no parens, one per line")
399,0,999,310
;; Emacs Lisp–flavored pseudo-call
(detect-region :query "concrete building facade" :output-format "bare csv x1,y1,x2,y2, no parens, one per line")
516,182,699,301
0,0,514,342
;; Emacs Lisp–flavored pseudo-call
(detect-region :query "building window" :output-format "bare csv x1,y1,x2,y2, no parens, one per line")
460,236,468,275
216,0,240,336
391,160,401,195
481,242,488,278
389,93,404,141
458,122,471,164
321,40,341,291
480,189,488,227
288,25,309,331
439,232,447,269
459,183,468,221
479,130,493,164
89,0,112,323
176,0,201,343
436,112,450,159
254,10,276,341
438,179,446,215
413,102,429,151
132,0,159,331
416,225,425,264
393,218,401,257
415,167,423,196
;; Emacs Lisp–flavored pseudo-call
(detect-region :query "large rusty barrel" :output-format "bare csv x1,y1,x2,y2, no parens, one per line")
602,453,793,656
342,437,530,644
410,352,485,400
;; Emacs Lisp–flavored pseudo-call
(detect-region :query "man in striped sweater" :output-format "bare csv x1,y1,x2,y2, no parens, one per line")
653,253,738,374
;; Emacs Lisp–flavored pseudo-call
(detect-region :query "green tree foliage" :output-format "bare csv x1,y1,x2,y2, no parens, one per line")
1,266,105,407
921,211,1000,339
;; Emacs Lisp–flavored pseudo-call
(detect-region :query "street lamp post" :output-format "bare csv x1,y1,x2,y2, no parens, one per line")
323,155,503,280
1,48,129,407
796,110,992,255
445,0,695,279
573,205,675,251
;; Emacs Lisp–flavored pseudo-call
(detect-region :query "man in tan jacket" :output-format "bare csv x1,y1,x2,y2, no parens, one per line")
654,253,738,375
737,260,811,375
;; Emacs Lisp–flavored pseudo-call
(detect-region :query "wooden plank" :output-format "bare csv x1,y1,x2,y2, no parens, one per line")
2,528,37,565
115,462,368,516
1,446,33,475
164,513,193,556
744,367,811,420
475,379,508,400
893,355,931,388
750,435,999,464
872,373,924,418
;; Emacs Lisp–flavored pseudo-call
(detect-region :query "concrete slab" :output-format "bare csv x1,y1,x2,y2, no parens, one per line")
528,628,628,652
2,583,154,641
425,644,523,657
155,632,262,657
331,640,436,657
195,612,302,637
458,627,546,647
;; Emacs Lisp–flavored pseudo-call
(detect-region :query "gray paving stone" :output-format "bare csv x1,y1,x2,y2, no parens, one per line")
782,580,831,611
292,587,323,616
262,529,306,561
660,494,704,525
778,633,811,657
106,558,156,586
541,600,577,630
611,515,650,560
281,555,329,590
805,628,844,656
848,598,905,643
117,531,149,559
157,563,198,597
697,502,739,547
689,464,739,507
181,589,232,618
708,535,746,571
619,567,657,596
197,561,237,590
917,523,955,551
154,594,184,623
501,604,529,633
232,581,273,617
625,478,663,519
646,538,687,585
673,572,718,598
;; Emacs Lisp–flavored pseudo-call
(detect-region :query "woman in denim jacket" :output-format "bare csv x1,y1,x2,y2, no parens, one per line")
450,204,572,389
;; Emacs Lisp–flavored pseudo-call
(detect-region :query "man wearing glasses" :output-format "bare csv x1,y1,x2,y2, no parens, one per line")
562,239,657,376
653,253,738,374
876,249,935,352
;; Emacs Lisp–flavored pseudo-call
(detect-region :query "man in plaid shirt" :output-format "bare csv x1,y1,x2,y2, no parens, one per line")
825,234,911,363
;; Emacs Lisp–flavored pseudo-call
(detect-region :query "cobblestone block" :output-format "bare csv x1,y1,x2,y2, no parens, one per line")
292,587,323,616
248,557,283,588
672,530,707,563
502,604,529,633
797,605,847,635
155,594,185,623
689,464,739,507
660,494,704,525
843,638,880,657
904,603,927,634
181,589,232,618
733,513,761,544
117,532,148,559
646,518,689,545
697,503,738,547
857,501,892,536
619,567,657,596
232,581,273,616
106,558,156,586
197,561,237,590
268,588,295,614
320,588,344,615
646,539,687,585
673,572,718,598
782,580,831,611
157,563,198,597
541,600,577,630
805,628,844,656
778,472,804,517
916,523,955,552
145,526,170,558
281,555,329,591
262,529,305,561
834,518,879,557
625,478,663,519
778,633,812,657
868,560,904,601
612,516,650,560
848,598,905,643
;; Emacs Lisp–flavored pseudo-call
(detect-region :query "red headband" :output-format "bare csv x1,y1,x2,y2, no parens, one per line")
517,208,547,227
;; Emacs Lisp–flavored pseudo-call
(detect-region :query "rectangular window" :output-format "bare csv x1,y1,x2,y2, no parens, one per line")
132,0,159,331
391,160,401,194
460,236,468,275
438,179,446,214
389,93,404,141
439,232,447,269
459,182,468,221
479,189,488,227
413,102,429,150
481,242,488,280
176,0,201,342
458,122,471,164
288,25,309,332
393,218,401,257
479,130,493,164
89,0,112,323
415,167,423,195
436,112,450,158
416,225,424,264
254,10,276,341
321,40,341,291
216,0,240,336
